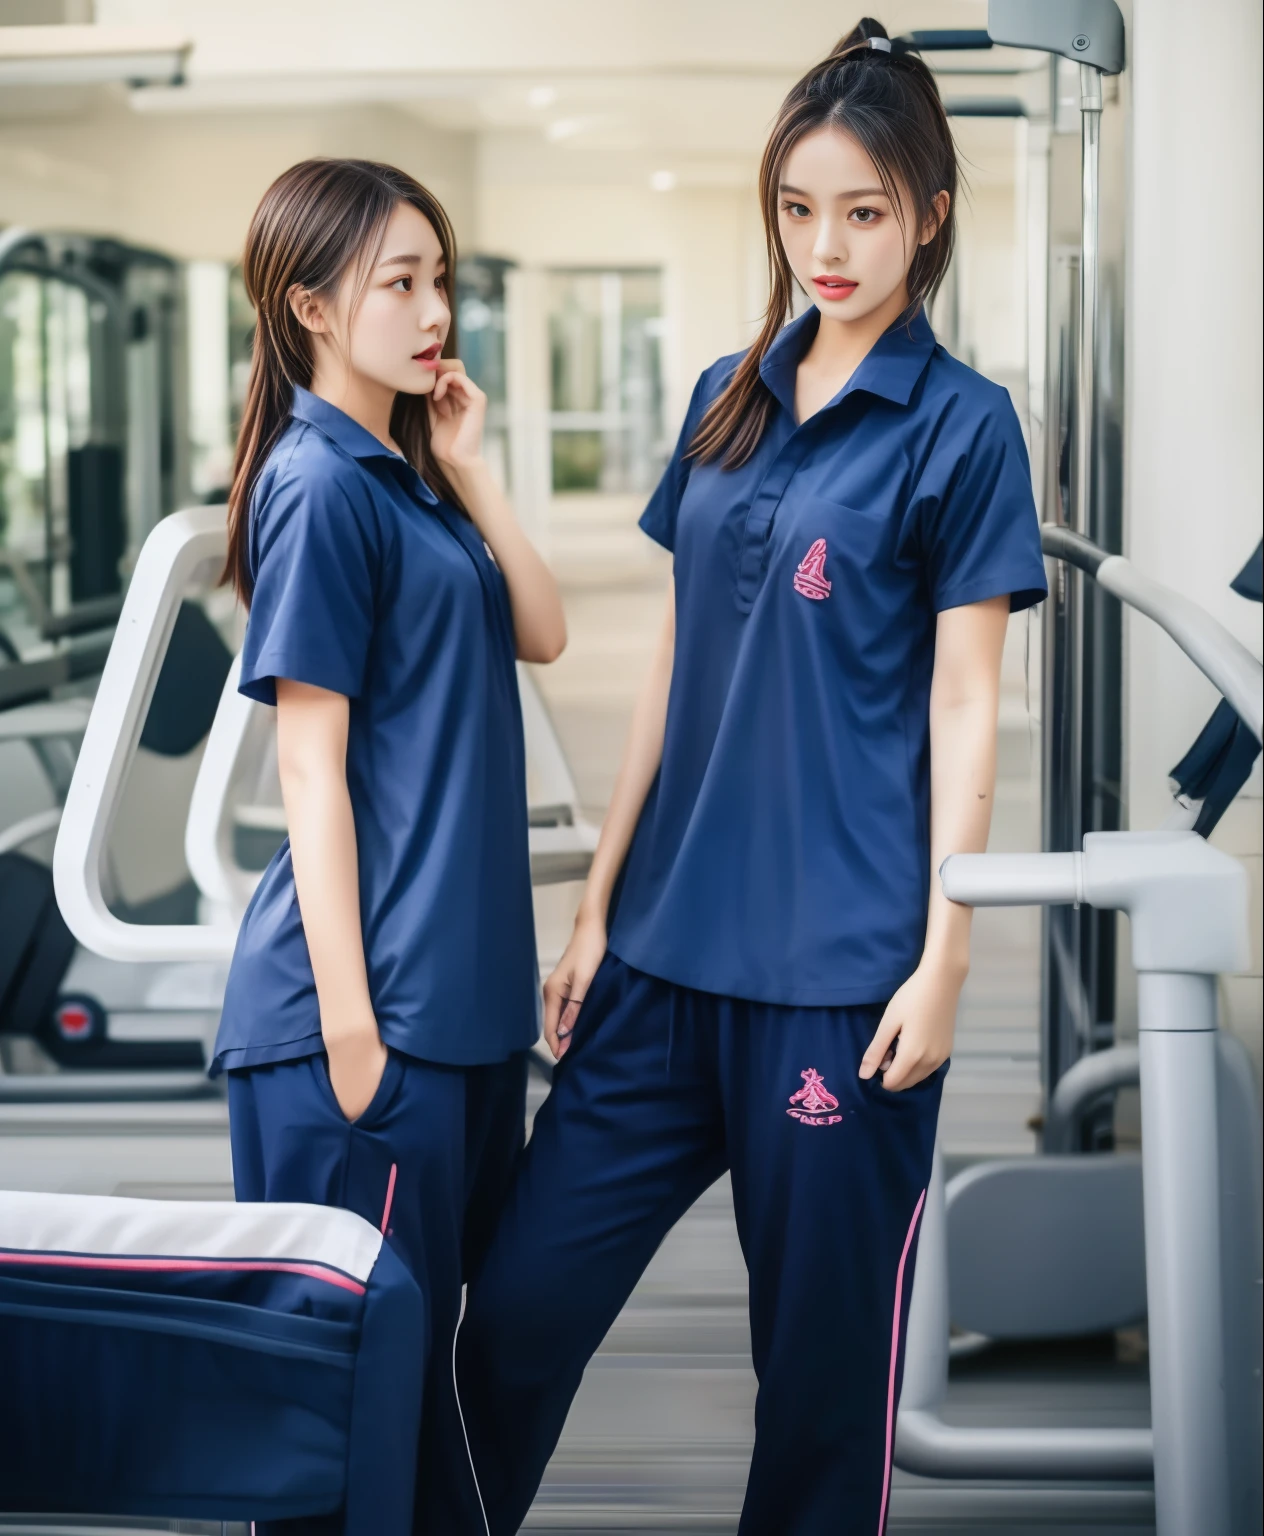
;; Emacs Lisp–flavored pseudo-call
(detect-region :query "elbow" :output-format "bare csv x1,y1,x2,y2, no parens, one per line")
538,630,568,664
519,620,567,665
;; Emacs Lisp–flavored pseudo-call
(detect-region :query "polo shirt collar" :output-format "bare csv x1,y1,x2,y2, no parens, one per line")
290,386,439,504
759,305,937,417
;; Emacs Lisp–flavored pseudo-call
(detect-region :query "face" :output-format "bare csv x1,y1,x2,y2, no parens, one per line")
295,199,451,396
777,126,946,326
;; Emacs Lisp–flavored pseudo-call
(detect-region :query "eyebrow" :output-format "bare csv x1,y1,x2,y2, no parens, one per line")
778,183,888,200
376,253,447,270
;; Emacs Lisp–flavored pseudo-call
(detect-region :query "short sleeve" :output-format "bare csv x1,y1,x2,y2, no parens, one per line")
921,394,1048,615
239,465,379,706
639,371,716,553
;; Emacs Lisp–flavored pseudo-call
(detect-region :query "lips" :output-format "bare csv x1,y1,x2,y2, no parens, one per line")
414,343,442,370
813,276,858,299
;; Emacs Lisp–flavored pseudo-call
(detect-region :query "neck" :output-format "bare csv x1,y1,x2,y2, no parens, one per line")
307,353,398,452
805,282,912,383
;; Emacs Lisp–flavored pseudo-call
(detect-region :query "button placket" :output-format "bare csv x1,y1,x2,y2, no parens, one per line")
733,431,816,612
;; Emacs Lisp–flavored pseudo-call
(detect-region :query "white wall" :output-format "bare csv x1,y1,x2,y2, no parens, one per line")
1127,0,1263,1057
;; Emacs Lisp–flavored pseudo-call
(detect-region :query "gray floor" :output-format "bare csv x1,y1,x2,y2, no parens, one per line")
0,561,1159,1532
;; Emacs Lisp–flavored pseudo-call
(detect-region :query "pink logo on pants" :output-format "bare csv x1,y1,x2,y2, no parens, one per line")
787,1067,843,1126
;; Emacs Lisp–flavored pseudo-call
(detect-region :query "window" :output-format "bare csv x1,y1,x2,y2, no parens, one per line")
547,269,665,494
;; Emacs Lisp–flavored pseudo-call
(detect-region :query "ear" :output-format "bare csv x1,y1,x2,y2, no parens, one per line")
920,190,951,247
287,283,329,335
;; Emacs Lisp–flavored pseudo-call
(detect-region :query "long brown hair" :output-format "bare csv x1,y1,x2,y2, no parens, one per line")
689,17,958,469
224,158,465,604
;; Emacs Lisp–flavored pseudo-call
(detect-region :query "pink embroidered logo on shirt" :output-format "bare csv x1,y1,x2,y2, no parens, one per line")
792,538,832,601
787,1067,843,1126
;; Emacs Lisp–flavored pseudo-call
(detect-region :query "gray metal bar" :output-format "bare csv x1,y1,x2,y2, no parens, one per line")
945,98,1028,117
0,1072,216,1103
1075,63,1102,545
941,851,1081,906
1043,526,1264,743
1057,67,1103,1065
905,29,994,50
1040,523,1108,576
897,1142,1154,1478
898,1144,949,1415
897,1408,1153,1480
1138,991,1231,1536
1096,557,1263,744
1044,1042,1139,1152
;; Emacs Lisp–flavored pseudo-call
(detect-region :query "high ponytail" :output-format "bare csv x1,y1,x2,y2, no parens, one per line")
223,158,464,605
688,18,958,469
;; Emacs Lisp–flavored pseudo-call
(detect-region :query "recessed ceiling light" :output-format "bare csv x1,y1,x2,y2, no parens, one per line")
650,170,678,192
527,85,557,110
545,117,584,142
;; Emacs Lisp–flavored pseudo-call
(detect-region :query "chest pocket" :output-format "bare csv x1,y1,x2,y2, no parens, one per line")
778,495,893,581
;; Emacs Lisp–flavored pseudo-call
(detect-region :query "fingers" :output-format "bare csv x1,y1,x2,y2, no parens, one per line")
858,1008,901,1081
542,967,582,1061
431,368,479,406
881,1048,939,1092
555,994,581,1058
542,972,566,1060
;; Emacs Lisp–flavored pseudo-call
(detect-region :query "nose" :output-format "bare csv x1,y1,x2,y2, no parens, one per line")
812,212,847,269
418,284,449,336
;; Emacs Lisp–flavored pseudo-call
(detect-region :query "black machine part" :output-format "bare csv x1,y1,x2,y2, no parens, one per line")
0,852,76,1035
0,852,203,1069
898,1,1125,74
1169,541,1263,837
139,600,233,758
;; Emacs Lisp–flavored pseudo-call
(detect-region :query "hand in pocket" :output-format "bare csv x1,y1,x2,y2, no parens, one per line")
326,1028,389,1121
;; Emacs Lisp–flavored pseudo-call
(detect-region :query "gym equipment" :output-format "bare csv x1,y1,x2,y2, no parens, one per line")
895,527,1264,1536
0,603,234,1099
0,1188,423,1532
53,504,597,972
903,0,1131,1109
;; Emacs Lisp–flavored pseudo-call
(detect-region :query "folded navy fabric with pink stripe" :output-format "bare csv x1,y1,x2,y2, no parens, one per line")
0,1189,424,1532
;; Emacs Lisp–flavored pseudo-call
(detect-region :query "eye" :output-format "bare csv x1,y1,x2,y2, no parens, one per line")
434,274,446,292
781,201,812,220
851,207,881,224
390,274,412,292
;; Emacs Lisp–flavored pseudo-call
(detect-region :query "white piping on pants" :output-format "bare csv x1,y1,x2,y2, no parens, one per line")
454,1283,491,1536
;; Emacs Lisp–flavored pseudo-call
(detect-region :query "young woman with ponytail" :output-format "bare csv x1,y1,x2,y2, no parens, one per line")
209,158,564,1532
455,21,1047,1534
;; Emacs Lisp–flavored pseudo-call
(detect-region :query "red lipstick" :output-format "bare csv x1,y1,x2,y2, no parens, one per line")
812,275,858,301
414,342,442,370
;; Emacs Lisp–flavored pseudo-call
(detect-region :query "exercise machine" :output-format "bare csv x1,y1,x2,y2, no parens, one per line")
895,526,1263,1536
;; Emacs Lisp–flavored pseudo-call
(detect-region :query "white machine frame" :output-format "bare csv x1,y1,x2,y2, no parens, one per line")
54,505,598,965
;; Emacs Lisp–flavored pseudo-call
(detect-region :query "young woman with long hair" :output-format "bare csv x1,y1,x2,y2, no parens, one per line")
209,157,565,1533
455,21,1047,1534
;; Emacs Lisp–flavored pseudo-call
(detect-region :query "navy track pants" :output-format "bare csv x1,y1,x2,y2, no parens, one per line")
227,1047,528,1535
456,955,944,1535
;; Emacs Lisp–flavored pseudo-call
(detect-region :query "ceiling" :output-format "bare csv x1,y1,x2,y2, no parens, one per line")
7,3,1048,189
110,2,1043,128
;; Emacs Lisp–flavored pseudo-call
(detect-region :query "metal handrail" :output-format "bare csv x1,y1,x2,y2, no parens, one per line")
1042,524,1263,743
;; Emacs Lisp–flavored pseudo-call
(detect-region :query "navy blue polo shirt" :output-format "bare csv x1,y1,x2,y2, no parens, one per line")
212,387,537,1073
608,308,1047,1007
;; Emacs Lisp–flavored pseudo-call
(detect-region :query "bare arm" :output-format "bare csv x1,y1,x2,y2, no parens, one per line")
860,595,1010,1090
275,678,387,1118
428,362,566,664
543,583,676,1057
